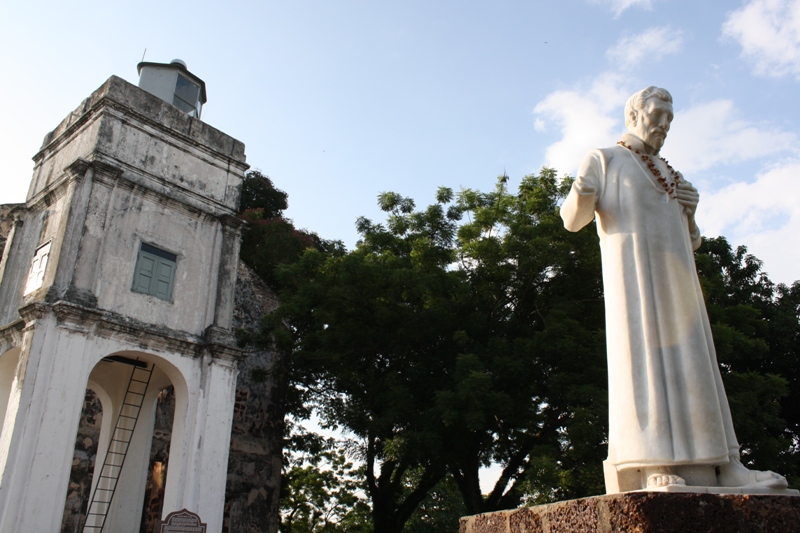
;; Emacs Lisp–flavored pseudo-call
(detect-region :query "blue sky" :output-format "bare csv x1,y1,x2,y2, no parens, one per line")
2,0,799,285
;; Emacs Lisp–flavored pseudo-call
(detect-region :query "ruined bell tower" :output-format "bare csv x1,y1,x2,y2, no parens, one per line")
0,60,248,532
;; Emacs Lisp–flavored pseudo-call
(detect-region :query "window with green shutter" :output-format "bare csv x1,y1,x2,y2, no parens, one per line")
132,243,177,301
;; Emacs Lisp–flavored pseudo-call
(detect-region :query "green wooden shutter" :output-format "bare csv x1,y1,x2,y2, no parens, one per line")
153,257,176,300
133,253,157,294
132,245,177,301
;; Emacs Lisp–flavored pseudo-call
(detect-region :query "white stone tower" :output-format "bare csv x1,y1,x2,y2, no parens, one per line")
0,61,248,532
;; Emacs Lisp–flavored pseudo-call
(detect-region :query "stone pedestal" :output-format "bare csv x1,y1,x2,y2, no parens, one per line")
460,492,800,533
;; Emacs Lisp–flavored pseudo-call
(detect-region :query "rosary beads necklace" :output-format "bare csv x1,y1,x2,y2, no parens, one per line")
617,141,680,198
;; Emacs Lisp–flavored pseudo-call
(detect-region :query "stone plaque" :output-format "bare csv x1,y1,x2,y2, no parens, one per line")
160,509,207,533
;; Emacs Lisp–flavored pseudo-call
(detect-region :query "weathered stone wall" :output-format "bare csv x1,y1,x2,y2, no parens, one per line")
0,204,24,308
224,261,283,533
60,390,102,533
460,492,800,533
141,387,175,533
0,204,23,251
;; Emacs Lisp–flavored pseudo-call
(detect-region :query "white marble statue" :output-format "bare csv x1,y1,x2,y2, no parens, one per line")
560,86,791,493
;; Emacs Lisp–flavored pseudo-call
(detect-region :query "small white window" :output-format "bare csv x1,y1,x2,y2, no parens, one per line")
24,241,51,295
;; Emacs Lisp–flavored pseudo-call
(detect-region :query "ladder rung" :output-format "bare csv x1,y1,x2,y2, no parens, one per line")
109,443,130,452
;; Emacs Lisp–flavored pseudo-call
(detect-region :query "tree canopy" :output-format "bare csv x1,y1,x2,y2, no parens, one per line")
238,170,342,289
244,169,799,533
262,170,609,532
695,237,800,478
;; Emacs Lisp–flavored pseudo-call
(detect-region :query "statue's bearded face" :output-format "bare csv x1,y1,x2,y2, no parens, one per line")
631,97,674,151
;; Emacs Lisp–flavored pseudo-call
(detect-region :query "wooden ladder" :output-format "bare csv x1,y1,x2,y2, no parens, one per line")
82,360,153,533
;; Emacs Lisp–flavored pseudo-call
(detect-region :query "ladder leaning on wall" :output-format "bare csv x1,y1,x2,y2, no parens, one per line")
82,359,154,533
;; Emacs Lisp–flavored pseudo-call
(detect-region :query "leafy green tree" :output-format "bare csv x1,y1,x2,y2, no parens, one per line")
271,188,462,533
769,282,800,452
235,170,343,533
240,170,289,215
403,475,465,533
264,170,609,531
280,434,371,533
237,170,342,290
265,187,464,532
442,171,607,510
695,237,799,483
256,169,799,533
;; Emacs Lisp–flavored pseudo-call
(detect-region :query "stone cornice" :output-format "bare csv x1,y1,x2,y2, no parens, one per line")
219,214,247,233
27,158,122,208
202,326,242,363
0,318,25,350
29,156,235,222
17,300,241,361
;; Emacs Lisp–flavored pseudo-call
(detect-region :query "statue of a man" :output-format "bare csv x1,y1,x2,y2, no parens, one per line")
561,86,789,492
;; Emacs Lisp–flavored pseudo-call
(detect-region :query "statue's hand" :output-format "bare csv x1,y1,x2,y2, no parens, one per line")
676,177,699,218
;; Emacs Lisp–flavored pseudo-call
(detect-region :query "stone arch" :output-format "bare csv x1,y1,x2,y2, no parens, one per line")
62,350,189,533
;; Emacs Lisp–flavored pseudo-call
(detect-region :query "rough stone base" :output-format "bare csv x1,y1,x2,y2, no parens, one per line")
459,492,800,533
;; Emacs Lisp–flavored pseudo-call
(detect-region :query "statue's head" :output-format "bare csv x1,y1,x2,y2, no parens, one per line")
624,86,673,152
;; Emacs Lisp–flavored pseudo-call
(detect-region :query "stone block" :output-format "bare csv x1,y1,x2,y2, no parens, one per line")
460,492,800,533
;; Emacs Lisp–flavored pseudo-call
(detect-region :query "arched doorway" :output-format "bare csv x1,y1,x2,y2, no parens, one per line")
60,352,185,533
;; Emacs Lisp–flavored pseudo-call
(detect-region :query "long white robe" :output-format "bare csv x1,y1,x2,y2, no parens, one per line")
561,145,739,468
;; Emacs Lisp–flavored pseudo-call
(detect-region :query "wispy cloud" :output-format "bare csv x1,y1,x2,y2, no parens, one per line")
606,26,684,69
533,17,800,284
666,99,798,173
533,27,684,174
702,160,800,284
528,1,800,283
590,0,654,18
535,83,800,283
723,0,800,79
533,73,631,174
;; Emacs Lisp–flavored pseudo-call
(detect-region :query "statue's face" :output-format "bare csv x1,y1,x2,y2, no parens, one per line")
630,97,674,151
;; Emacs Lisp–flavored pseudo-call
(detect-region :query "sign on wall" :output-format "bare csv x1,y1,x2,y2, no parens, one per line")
159,509,207,533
